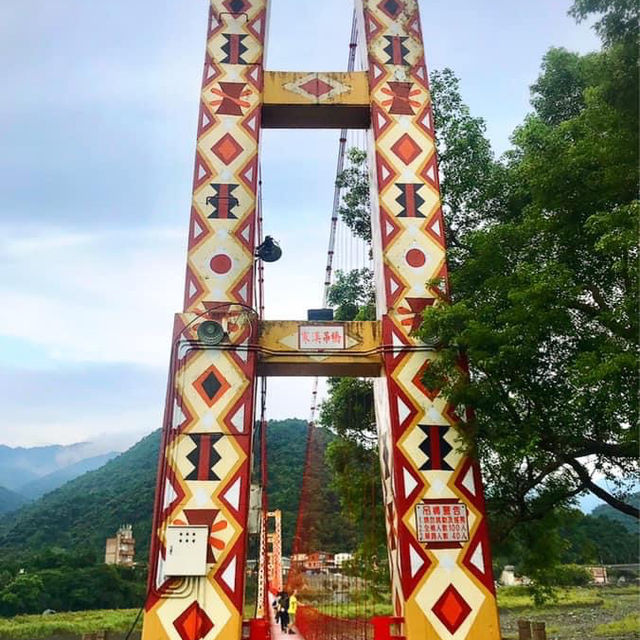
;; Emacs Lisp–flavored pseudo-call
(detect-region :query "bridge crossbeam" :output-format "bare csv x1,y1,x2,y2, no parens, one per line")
262,71,370,129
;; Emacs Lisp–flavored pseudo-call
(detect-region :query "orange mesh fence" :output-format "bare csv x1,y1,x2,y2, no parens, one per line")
296,605,374,640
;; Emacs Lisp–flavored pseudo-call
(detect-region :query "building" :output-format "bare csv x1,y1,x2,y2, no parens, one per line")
587,566,608,585
291,553,308,571
334,553,353,569
499,565,517,586
304,552,335,572
499,565,531,586
105,524,135,566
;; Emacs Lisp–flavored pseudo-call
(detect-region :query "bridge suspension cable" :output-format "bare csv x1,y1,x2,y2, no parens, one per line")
286,10,380,640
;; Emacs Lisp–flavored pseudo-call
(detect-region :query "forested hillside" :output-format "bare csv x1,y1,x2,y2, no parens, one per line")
0,418,347,561
264,418,308,553
19,452,119,500
0,419,358,614
592,493,640,535
0,431,159,561
0,486,27,515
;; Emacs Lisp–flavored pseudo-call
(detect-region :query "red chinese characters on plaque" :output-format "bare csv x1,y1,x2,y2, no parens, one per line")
415,500,470,545
298,325,345,350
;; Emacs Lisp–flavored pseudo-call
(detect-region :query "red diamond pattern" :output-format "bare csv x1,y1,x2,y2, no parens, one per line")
411,358,439,400
299,78,334,97
391,133,422,165
173,601,214,640
211,133,243,165
432,584,472,634
223,0,250,12
194,364,231,407
378,0,403,19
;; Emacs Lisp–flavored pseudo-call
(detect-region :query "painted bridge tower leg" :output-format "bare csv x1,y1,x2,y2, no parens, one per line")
142,1,501,638
356,1,502,638
142,2,269,639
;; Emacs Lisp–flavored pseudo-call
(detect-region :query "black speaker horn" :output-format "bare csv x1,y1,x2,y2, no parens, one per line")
255,236,282,262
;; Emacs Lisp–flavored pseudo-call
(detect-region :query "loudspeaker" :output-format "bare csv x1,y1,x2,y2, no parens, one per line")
255,236,282,262
197,320,226,345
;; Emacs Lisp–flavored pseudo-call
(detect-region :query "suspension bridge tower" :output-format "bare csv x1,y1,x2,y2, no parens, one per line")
141,2,501,639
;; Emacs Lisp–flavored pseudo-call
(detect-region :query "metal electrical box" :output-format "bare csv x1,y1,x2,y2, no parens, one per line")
164,525,209,577
248,484,262,534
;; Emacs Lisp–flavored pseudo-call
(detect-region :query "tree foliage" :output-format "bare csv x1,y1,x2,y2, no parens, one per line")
570,0,639,46
335,148,371,244
320,377,387,579
322,0,639,591
429,68,505,256
0,548,146,616
327,268,375,321
420,0,639,539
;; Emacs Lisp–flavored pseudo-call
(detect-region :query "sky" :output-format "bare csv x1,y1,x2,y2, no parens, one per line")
0,0,601,451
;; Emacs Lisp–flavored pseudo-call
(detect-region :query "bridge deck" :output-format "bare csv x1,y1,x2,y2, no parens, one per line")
268,597,303,640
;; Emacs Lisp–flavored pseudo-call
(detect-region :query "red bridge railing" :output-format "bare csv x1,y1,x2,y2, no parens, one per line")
296,607,404,640
296,605,374,640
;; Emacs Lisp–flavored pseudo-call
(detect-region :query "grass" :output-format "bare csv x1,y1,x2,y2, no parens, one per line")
0,609,141,639
497,586,604,611
594,613,640,636
0,586,637,639
315,602,392,618
316,587,611,618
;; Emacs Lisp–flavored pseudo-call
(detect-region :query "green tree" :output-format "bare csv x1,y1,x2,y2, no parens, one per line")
324,0,639,600
420,0,639,538
327,268,375,321
0,573,44,615
322,61,509,578
335,148,371,244
429,68,505,257
570,0,638,45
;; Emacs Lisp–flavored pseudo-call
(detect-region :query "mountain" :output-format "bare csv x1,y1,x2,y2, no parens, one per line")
265,418,308,552
0,419,330,562
591,492,640,534
0,486,27,514
0,431,160,561
18,451,119,499
0,441,123,493
0,444,70,490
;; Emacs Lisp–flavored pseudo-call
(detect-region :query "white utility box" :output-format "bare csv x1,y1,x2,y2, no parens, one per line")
164,525,209,577
248,484,262,534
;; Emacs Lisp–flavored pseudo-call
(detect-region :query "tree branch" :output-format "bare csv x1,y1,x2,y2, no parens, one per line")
492,481,586,542
586,284,609,312
563,456,640,519
572,438,638,460
568,299,635,341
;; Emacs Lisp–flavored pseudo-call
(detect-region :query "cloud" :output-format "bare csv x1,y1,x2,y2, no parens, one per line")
0,0,604,448
0,226,184,366
0,362,165,447
0,221,330,447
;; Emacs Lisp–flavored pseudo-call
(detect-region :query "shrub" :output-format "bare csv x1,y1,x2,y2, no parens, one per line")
548,564,591,587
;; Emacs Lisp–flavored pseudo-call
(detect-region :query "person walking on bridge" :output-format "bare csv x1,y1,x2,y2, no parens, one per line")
287,590,298,634
278,591,290,633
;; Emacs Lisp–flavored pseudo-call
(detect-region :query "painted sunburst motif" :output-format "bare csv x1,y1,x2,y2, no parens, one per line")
209,518,228,551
